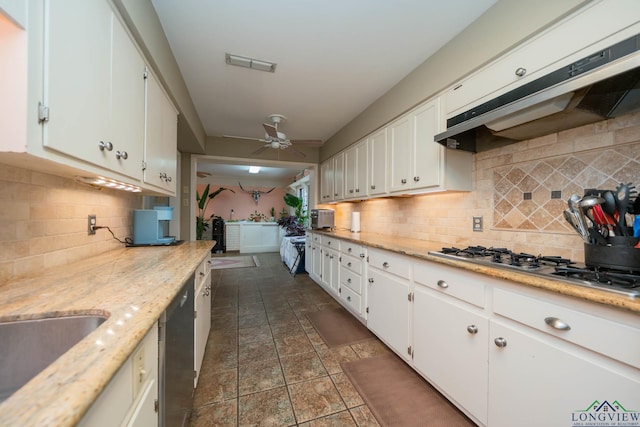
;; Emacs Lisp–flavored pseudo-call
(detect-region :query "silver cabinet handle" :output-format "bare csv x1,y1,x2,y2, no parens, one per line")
199,271,205,277
494,337,507,348
347,278,352,283
467,325,478,334
401,178,407,184
347,296,351,302
115,150,128,160
371,185,376,189
360,253,365,258
544,317,571,331
382,262,389,268
368,278,374,283
98,141,113,151
414,176,420,182
437,280,448,289
349,189,354,193
348,248,352,252
355,189,359,193
515,67,527,77
347,262,352,267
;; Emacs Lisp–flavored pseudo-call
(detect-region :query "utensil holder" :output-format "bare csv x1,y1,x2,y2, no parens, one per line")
584,238,640,271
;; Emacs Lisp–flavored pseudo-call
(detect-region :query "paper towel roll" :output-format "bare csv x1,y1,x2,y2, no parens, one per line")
351,212,361,233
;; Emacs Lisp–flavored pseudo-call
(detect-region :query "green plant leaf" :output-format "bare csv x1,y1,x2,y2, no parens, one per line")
284,193,302,209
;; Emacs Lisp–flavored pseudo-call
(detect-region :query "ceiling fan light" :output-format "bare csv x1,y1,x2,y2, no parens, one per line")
270,141,280,149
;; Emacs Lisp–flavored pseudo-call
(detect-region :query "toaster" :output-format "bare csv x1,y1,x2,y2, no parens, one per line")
310,209,334,229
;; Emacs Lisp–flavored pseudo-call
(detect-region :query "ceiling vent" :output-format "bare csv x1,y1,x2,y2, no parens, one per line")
225,53,277,73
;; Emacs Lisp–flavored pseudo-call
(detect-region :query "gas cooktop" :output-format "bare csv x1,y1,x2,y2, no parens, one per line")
428,246,640,298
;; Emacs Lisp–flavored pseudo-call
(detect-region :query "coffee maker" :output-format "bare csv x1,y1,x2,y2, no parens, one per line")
133,206,175,245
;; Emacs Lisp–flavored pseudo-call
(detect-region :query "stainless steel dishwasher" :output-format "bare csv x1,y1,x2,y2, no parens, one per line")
159,275,194,427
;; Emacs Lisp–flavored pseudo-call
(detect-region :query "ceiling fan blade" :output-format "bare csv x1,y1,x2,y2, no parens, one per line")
223,134,267,142
284,145,306,158
290,139,323,146
251,145,270,155
263,123,278,139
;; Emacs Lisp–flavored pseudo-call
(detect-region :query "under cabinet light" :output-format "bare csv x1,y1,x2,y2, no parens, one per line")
225,53,277,73
248,166,260,174
75,176,141,192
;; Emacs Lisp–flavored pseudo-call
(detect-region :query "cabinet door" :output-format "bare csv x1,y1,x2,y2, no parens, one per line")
387,115,412,193
413,287,488,425
45,0,111,165
320,160,333,202
109,16,145,180
144,70,177,194
367,268,411,361
194,276,211,386
312,244,322,282
305,238,313,274
344,145,357,198
488,320,640,427
354,140,368,198
411,99,443,189
321,247,339,294
45,1,144,180
368,128,387,195
333,153,345,200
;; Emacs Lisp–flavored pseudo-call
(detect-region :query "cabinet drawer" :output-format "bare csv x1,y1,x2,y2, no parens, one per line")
493,288,640,369
340,253,363,275
414,259,485,308
342,242,365,259
340,285,362,316
368,248,411,279
309,232,321,243
321,235,340,250
340,267,362,294
195,255,211,289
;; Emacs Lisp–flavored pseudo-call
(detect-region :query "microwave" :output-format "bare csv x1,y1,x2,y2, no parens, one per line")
310,209,334,229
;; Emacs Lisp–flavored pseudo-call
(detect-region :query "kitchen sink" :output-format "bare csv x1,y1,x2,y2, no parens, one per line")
0,314,108,403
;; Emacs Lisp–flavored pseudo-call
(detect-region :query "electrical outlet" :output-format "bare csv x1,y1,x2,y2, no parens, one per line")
473,216,483,232
132,345,146,397
88,215,97,235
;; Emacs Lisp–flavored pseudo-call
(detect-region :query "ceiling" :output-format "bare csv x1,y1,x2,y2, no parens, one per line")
196,159,307,187
151,0,497,146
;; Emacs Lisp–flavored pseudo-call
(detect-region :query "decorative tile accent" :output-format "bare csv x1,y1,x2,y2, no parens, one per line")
492,143,640,231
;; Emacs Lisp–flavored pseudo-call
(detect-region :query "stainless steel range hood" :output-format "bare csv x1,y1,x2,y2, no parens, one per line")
435,34,640,152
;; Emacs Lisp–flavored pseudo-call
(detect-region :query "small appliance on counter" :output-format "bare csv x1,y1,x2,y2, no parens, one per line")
310,209,334,229
133,206,175,245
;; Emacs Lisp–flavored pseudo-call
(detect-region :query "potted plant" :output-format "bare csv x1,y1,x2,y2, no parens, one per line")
284,193,308,226
249,210,266,222
196,184,234,240
269,207,275,222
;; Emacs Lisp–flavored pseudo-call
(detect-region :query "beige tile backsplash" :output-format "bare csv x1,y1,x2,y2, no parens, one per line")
0,165,141,283
325,112,640,263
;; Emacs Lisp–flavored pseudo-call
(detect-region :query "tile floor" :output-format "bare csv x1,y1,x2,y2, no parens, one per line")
189,252,388,426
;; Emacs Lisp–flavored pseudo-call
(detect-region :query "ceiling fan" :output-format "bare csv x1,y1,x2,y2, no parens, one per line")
223,114,322,158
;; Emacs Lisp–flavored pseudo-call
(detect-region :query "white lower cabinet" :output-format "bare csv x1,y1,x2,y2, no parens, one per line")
413,287,488,425
366,266,411,362
488,320,640,427
194,255,211,387
321,246,340,295
305,238,640,427
78,323,159,427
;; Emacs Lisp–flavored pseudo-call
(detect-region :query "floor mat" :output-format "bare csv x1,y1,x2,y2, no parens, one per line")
211,255,258,269
306,307,374,348
342,353,475,427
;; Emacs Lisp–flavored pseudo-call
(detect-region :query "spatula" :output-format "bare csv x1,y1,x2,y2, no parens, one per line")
614,183,636,236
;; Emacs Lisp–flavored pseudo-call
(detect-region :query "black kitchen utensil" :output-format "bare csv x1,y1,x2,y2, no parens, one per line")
614,183,636,236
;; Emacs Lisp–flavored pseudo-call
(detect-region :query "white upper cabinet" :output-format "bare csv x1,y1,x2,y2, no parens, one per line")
44,0,145,181
0,0,178,196
367,128,387,196
344,138,368,200
444,0,640,118
389,98,472,194
144,70,178,195
320,152,345,203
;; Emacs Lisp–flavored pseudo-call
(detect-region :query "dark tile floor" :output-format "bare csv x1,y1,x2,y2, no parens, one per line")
189,252,387,426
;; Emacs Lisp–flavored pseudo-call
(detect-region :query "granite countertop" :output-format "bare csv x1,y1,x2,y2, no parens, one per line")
0,241,213,427
312,229,640,314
